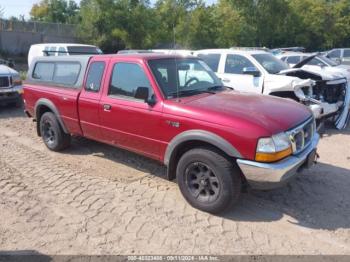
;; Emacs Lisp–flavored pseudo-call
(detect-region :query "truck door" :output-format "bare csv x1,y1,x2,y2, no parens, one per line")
217,54,264,94
99,59,163,160
78,58,108,140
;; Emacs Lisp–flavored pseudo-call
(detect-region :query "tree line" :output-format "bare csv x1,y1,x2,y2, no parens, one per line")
28,0,350,53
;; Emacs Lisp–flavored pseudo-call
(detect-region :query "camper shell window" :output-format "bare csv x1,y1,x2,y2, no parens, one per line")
32,61,81,87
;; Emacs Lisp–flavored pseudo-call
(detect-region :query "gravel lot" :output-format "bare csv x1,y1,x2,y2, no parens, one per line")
0,106,349,255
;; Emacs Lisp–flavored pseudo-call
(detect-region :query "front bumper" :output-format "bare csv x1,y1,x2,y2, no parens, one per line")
0,86,23,104
0,92,21,104
237,133,320,190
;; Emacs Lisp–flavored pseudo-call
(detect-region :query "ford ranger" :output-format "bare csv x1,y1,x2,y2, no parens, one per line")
23,54,319,213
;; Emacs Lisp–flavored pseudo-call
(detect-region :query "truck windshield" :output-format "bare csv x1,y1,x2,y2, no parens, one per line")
148,58,223,99
252,53,290,74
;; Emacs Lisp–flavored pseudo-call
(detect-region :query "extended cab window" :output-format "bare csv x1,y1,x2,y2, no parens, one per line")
85,62,105,92
197,54,221,72
53,62,81,85
108,63,152,100
225,54,255,74
33,62,55,81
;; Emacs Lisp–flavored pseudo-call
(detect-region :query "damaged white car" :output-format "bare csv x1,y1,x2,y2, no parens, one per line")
194,49,349,129
276,53,350,129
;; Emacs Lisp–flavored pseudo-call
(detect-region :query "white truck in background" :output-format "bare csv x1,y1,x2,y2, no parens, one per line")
28,43,103,67
194,49,349,129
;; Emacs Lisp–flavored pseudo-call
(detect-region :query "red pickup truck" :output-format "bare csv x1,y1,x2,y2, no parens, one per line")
23,54,319,213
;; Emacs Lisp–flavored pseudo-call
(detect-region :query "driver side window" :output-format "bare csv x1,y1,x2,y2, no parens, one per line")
108,63,153,100
225,54,256,74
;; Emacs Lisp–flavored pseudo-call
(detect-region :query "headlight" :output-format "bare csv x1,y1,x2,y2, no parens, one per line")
255,132,292,162
12,75,22,86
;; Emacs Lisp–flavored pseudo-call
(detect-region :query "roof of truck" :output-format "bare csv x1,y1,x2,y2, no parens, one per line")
31,53,197,61
30,43,98,47
103,53,197,59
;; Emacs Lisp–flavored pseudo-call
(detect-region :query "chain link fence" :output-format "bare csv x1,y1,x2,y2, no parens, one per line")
0,19,77,37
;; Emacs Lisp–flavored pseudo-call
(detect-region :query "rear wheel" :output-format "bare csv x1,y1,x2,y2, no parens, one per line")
40,112,71,151
177,147,241,214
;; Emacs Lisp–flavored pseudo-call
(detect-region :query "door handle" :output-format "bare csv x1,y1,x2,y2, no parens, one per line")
103,104,112,111
222,78,230,83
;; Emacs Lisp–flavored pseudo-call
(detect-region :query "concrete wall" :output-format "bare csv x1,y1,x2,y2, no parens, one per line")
0,31,78,55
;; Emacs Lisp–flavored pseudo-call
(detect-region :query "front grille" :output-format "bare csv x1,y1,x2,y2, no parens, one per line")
0,76,10,88
286,117,315,154
313,80,346,104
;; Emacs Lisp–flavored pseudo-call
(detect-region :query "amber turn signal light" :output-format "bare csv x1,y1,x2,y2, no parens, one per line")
255,146,293,163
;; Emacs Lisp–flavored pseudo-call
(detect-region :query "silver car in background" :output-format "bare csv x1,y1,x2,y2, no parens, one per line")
0,65,23,107
325,48,350,65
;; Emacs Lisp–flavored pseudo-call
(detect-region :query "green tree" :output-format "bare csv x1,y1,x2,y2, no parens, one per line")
176,3,217,48
30,0,80,24
29,0,350,52
213,0,254,47
79,0,156,52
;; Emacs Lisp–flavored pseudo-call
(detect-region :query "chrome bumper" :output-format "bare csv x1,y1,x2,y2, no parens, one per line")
237,133,320,190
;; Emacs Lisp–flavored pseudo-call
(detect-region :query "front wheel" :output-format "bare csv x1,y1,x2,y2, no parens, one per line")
177,147,241,214
40,112,71,151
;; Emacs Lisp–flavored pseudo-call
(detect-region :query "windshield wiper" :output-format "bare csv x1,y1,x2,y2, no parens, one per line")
208,85,234,91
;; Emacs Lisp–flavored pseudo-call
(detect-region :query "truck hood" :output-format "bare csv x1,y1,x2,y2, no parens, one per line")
262,74,314,93
310,66,350,81
166,91,312,135
0,64,19,76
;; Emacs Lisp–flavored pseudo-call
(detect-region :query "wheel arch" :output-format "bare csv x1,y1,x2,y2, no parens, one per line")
35,98,68,136
164,130,242,180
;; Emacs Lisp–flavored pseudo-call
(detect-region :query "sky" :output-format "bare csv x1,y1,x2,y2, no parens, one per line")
0,0,217,19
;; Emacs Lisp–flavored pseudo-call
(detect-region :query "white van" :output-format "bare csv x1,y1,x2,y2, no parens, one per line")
28,43,103,66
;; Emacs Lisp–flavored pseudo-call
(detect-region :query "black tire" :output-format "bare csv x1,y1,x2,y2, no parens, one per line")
176,147,241,214
39,112,71,151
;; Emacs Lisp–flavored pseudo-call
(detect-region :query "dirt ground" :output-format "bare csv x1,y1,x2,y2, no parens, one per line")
0,105,349,255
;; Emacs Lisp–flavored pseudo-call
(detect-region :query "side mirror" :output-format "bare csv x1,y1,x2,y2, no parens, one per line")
242,67,261,77
317,63,325,67
134,87,156,106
